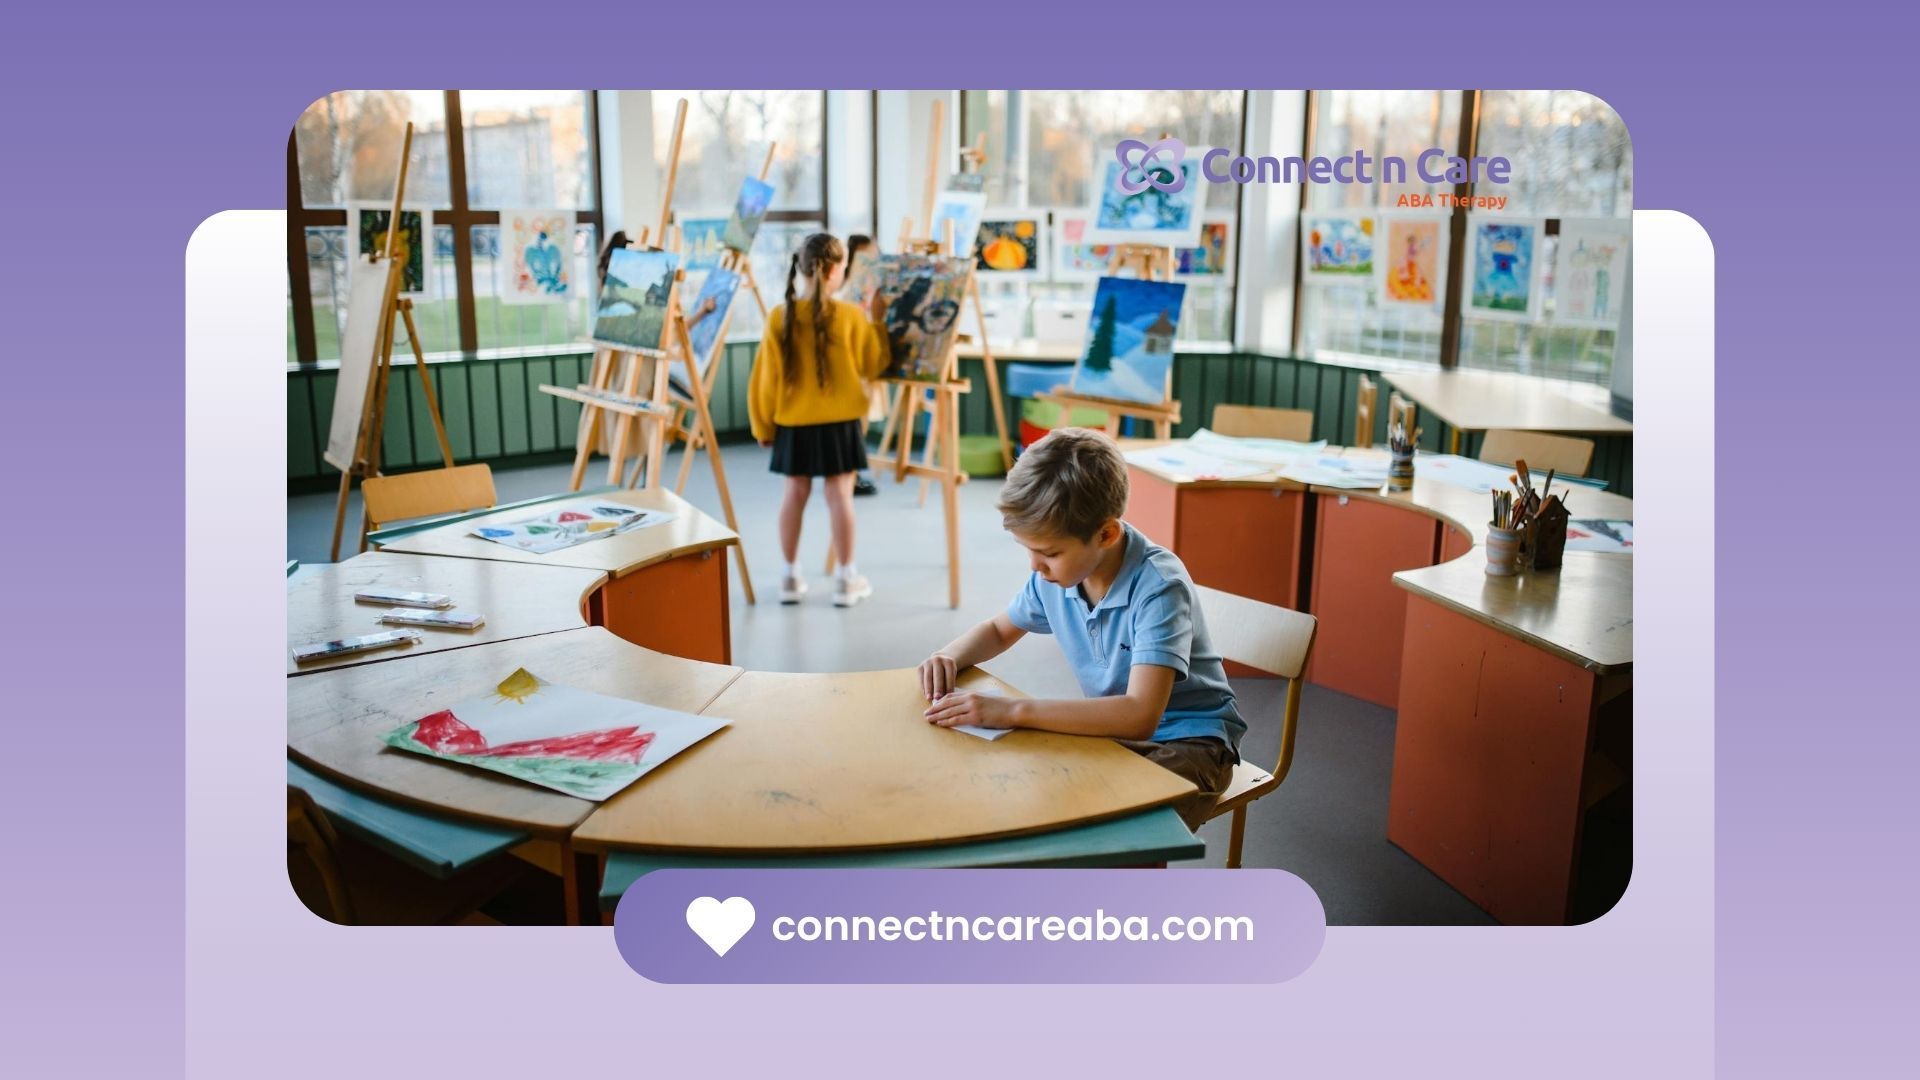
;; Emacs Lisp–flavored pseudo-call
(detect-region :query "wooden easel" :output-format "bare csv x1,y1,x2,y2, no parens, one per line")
539,99,756,603
327,122,455,561
854,102,996,607
1034,242,1184,439
662,145,778,495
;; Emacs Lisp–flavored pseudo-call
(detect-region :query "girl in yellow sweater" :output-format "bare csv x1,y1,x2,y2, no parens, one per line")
749,233,889,607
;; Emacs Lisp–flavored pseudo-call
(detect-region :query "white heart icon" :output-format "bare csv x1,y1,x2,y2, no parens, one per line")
685,896,755,957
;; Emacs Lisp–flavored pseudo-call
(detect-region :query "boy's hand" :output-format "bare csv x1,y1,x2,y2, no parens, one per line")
924,690,1016,730
919,653,959,701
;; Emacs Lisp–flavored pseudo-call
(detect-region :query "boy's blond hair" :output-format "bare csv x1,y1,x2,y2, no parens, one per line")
996,427,1130,540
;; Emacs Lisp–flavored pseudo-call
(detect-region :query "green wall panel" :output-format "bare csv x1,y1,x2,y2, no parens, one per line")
287,347,1632,497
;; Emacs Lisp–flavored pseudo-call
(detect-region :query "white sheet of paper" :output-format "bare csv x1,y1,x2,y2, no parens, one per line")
1187,428,1328,467
382,669,728,801
937,687,1015,740
1565,519,1633,553
1122,444,1269,481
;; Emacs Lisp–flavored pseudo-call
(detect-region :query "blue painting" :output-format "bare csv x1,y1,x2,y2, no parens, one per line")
1302,214,1374,278
592,248,679,351
1069,276,1187,406
1470,220,1539,317
1086,157,1204,246
720,177,774,252
927,191,984,255
685,268,740,370
679,218,729,270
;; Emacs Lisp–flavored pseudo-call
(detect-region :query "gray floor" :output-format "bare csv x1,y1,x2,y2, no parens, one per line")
290,443,1495,925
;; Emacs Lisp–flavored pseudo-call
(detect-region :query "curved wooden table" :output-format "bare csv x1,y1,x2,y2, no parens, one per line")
570,667,1193,855
373,487,739,664
286,551,604,676
288,628,1198,922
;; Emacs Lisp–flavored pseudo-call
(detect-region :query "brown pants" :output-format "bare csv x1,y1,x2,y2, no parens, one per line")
1115,736,1236,831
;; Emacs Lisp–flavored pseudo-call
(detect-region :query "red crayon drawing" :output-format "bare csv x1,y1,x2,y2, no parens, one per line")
411,709,656,763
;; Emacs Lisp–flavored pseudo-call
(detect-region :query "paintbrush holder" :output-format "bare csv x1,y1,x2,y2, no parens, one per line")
1386,447,1415,492
1484,524,1524,576
1528,499,1570,570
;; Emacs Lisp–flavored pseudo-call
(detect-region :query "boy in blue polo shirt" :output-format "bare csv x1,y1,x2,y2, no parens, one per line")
919,427,1244,830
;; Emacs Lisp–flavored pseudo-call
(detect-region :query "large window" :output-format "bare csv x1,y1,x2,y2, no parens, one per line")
653,91,827,340
288,90,602,364
962,91,1246,346
1296,90,1631,385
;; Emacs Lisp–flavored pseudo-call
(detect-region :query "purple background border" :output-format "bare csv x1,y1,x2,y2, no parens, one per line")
4,3,1909,1076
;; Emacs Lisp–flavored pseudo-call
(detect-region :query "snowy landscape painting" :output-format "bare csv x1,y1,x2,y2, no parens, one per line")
1068,276,1186,406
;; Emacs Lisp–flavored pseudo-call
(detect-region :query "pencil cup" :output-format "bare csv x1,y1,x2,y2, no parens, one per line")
1387,448,1415,492
1484,525,1524,576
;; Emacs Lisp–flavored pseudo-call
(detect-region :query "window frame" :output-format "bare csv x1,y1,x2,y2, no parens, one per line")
1291,89,1628,377
286,89,605,367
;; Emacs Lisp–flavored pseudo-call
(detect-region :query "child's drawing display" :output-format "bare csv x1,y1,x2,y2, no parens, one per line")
381,668,729,801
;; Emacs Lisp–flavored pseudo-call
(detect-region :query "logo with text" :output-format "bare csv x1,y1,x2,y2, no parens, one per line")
1113,138,1188,194
1113,137,1515,209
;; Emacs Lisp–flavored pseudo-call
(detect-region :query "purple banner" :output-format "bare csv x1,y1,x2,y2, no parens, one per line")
614,869,1326,984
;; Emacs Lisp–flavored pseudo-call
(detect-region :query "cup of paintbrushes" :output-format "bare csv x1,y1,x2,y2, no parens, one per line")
1484,523,1524,576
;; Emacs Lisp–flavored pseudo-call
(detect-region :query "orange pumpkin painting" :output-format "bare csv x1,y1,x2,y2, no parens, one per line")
975,218,1043,275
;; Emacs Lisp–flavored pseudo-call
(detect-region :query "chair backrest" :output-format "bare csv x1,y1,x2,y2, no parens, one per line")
361,464,496,531
1211,404,1314,442
288,786,355,924
1195,584,1317,786
1388,392,1418,441
1478,429,1595,476
1353,375,1378,448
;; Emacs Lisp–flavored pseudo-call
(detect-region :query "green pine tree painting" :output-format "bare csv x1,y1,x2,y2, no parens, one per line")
1086,294,1118,373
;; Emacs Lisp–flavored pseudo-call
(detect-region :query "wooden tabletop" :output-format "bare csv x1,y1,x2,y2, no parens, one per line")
1384,370,1633,435
1310,452,1635,546
375,487,737,579
1393,553,1633,673
571,666,1196,854
286,551,604,676
287,628,743,835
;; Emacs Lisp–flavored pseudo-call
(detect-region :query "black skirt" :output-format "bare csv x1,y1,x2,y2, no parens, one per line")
769,420,868,477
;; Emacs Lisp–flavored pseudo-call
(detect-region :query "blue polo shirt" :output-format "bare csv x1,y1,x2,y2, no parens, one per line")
1005,522,1245,755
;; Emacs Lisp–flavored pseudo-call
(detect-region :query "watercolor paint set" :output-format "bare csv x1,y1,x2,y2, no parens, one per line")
291,628,422,665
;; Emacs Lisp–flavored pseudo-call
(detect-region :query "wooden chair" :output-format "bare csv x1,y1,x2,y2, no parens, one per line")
361,464,496,532
1478,429,1595,477
1388,392,1418,442
288,785,528,925
1353,375,1378,448
1193,584,1317,869
1211,404,1313,442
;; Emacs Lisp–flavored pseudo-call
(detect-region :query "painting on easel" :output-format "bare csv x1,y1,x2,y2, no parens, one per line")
874,254,969,381
928,190,986,258
679,218,729,270
591,248,680,351
324,255,399,472
685,267,740,370
1068,276,1187,406
353,206,429,296
721,177,775,253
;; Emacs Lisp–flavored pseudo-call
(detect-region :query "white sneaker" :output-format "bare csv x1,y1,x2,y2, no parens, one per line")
780,574,809,604
833,574,874,608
